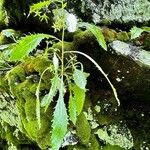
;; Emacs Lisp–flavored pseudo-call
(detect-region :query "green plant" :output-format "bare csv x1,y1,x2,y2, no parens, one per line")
130,26,150,39
5,0,120,149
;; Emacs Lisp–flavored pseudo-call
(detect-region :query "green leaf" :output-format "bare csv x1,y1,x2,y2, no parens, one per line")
1,29,17,38
79,22,107,50
130,26,144,39
51,84,68,150
72,84,86,115
9,34,55,61
73,69,88,90
41,75,60,111
142,26,150,33
30,0,51,13
68,91,77,125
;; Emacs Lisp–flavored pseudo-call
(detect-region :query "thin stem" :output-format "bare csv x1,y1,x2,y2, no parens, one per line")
64,50,120,106
60,1,65,90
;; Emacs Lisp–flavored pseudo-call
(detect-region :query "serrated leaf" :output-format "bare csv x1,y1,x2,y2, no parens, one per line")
73,69,88,90
9,34,56,61
30,0,51,13
72,84,86,115
41,75,60,111
51,85,68,150
130,26,144,39
68,91,77,125
79,22,107,50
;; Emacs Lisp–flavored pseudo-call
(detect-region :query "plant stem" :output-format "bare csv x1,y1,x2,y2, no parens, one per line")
64,50,120,106
61,1,65,90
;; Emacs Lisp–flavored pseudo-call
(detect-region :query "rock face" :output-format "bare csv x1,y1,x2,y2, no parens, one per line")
67,0,150,25
1,0,150,31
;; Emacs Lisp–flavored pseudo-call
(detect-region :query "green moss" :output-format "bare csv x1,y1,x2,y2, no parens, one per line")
102,144,125,150
73,30,95,46
102,28,117,43
2,55,55,149
67,145,87,150
88,134,100,150
23,56,51,74
52,41,75,52
14,79,52,149
76,113,91,145
143,33,150,50
0,0,6,29
117,32,129,41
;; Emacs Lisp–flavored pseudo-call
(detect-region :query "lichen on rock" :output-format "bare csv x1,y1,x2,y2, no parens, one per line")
67,0,150,25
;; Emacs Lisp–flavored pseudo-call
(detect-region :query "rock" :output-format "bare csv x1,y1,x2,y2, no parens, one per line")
109,40,150,68
1,0,150,32
67,0,150,25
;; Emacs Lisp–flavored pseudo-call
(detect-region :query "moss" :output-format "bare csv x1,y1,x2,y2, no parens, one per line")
23,56,51,75
102,28,117,43
102,144,125,150
76,113,91,145
143,33,150,50
2,55,55,149
88,134,100,150
0,33,9,45
14,79,52,149
117,32,129,41
0,0,6,29
52,41,75,52
73,30,95,47
67,145,87,150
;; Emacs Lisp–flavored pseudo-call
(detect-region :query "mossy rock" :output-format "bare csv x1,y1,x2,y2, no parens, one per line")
4,56,54,149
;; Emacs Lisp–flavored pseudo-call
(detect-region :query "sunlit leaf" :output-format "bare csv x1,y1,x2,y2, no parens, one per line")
79,22,107,50
130,26,144,39
9,34,56,61
41,75,60,111
30,0,51,13
73,69,88,90
51,83,68,150
72,84,86,115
